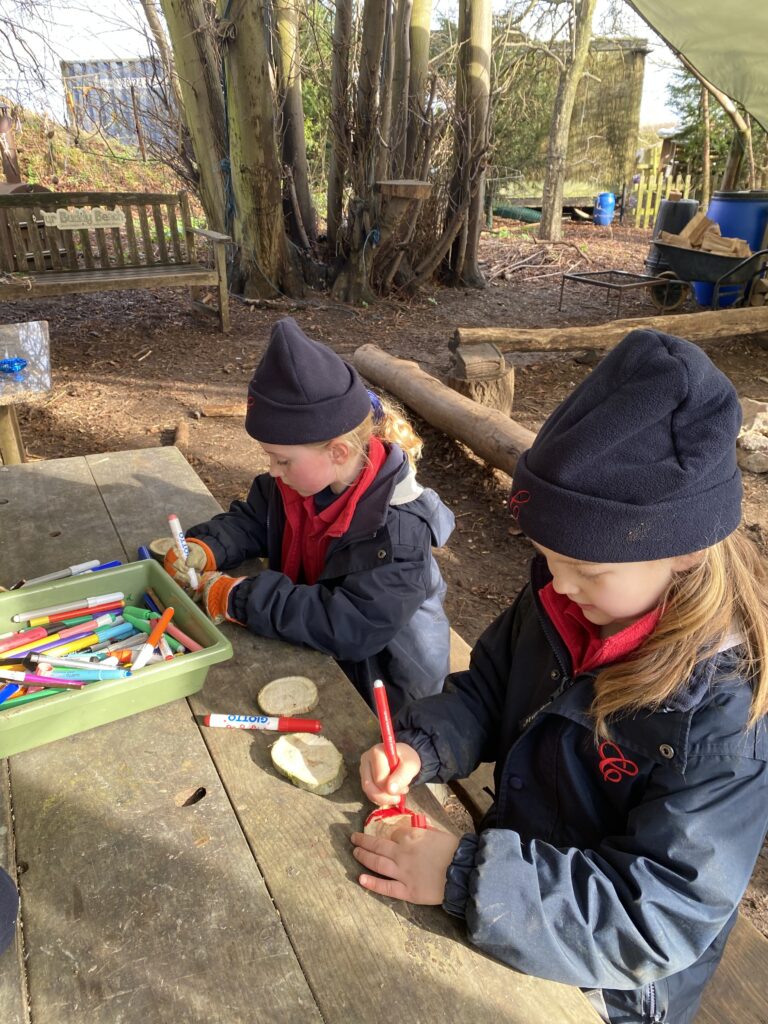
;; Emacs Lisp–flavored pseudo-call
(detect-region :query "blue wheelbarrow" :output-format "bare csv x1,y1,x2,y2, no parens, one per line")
651,242,768,310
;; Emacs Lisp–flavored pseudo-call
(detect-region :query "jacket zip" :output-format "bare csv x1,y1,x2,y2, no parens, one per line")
518,594,575,731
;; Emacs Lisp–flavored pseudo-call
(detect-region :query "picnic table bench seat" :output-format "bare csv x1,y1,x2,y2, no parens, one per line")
0,191,230,332
447,629,768,1024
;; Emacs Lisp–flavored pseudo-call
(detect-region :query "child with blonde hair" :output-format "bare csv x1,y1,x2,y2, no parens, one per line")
352,329,768,1023
162,317,454,711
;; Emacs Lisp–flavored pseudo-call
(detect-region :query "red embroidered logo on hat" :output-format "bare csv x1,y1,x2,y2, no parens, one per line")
508,489,531,520
598,741,638,783
247,394,255,407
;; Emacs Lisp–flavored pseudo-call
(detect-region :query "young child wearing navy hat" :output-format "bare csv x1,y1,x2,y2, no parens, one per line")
161,317,454,712
351,329,768,1024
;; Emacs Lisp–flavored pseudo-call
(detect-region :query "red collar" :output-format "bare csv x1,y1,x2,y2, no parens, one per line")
277,436,388,584
538,582,660,675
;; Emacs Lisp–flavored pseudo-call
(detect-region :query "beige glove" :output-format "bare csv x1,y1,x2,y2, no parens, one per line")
149,536,216,595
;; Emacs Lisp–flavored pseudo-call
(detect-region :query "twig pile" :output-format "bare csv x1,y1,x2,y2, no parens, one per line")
480,236,593,283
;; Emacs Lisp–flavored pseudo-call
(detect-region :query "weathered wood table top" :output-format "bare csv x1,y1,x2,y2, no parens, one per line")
0,447,599,1024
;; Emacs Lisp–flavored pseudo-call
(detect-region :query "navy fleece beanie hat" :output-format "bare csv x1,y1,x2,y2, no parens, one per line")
245,318,372,444
511,329,742,562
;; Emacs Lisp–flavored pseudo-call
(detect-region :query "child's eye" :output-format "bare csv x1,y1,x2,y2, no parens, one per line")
276,460,289,467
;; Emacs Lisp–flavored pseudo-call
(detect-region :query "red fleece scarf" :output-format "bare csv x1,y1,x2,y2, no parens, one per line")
539,582,661,676
277,436,388,585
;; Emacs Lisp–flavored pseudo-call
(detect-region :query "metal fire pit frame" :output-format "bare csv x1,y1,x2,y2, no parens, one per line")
558,269,688,317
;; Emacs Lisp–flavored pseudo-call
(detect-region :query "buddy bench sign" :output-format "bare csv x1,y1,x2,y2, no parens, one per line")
41,207,126,230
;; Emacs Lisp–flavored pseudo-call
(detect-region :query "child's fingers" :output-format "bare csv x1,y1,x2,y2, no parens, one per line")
357,872,410,901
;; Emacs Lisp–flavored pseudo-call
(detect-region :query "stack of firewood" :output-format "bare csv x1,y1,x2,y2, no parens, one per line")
659,212,752,258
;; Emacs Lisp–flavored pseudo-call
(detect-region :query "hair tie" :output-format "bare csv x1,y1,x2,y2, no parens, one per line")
368,389,385,425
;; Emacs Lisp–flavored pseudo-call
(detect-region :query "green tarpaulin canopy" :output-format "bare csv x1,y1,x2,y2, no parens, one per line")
628,1,768,130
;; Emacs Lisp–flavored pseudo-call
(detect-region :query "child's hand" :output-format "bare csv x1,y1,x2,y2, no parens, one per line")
152,537,215,595
351,825,461,904
360,742,420,806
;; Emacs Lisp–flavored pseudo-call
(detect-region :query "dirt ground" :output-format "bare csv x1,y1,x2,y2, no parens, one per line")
3,220,768,937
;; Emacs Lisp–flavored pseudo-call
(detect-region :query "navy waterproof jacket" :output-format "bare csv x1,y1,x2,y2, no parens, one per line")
395,556,768,1024
187,444,455,710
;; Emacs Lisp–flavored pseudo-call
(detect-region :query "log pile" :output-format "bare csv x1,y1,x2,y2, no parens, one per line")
659,212,752,259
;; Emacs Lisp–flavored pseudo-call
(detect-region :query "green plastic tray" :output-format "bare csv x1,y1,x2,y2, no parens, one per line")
0,560,232,758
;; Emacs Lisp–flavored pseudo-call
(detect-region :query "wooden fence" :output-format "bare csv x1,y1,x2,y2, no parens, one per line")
628,168,693,229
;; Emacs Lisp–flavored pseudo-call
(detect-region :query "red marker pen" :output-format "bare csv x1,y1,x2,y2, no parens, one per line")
202,713,322,733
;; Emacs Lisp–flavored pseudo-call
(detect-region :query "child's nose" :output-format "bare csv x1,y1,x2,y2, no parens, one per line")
551,573,578,596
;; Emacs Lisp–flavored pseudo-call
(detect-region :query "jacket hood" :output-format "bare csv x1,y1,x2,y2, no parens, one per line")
347,444,455,547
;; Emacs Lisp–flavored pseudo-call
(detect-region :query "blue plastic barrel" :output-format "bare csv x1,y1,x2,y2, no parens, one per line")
594,192,616,226
692,190,768,307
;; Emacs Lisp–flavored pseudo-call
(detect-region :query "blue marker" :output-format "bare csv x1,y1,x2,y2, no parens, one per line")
91,560,122,573
0,683,20,705
137,546,151,561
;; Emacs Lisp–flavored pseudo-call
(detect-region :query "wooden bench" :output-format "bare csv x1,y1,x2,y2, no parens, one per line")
447,629,768,1024
0,191,230,332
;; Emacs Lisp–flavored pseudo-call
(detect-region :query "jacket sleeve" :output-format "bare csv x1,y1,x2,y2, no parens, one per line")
443,747,768,990
186,475,270,569
229,533,432,662
394,593,528,784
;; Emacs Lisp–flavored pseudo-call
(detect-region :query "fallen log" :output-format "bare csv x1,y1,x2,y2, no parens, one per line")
200,403,247,418
451,305,768,352
353,344,535,477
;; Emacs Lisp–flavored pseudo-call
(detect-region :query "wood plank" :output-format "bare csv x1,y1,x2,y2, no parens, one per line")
0,209,16,272
122,205,141,266
86,447,600,1024
11,703,320,1024
110,225,125,267
696,915,768,1023
151,202,169,263
137,204,155,266
5,211,29,274
1,456,320,1023
0,265,218,300
57,222,79,270
20,208,46,272
0,761,25,1024
452,306,768,352
166,202,183,263
40,214,63,270
0,407,25,465
0,192,180,208
179,191,195,262
77,227,95,269
94,226,111,268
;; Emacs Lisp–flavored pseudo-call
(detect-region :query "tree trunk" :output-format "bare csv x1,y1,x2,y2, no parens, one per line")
376,1,396,181
327,0,352,252
275,0,317,244
159,0,227,232
538,0,597,242
330,0,387,303
720,130,745,191
701,85,711,210
445,0,491,287
219,0,300,297
404,0,432,177
390,0,412,179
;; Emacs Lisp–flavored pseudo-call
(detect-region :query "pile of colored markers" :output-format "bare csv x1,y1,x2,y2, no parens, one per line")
0,585,202,710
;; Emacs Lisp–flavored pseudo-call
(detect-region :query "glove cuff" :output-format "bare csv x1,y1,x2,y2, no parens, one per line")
204,574,246,625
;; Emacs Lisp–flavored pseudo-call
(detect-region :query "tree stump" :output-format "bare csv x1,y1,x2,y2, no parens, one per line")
447,342,515,416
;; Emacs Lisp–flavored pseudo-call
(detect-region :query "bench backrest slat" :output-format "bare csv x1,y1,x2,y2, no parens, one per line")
0,192,193,274
110,226,125,268
6,211,30,273
136,204,156,266
151,203,169,263
0,210,16,272
166,202,183,262
22,207,48,271
78,227,95,269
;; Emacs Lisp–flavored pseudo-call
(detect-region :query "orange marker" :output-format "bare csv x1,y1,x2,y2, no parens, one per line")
131,607,174,671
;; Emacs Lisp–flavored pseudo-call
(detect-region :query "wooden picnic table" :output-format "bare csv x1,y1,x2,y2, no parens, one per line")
0,447,600,1024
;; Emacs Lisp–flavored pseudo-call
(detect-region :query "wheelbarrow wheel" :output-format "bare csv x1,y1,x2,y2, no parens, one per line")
649,271,689,312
